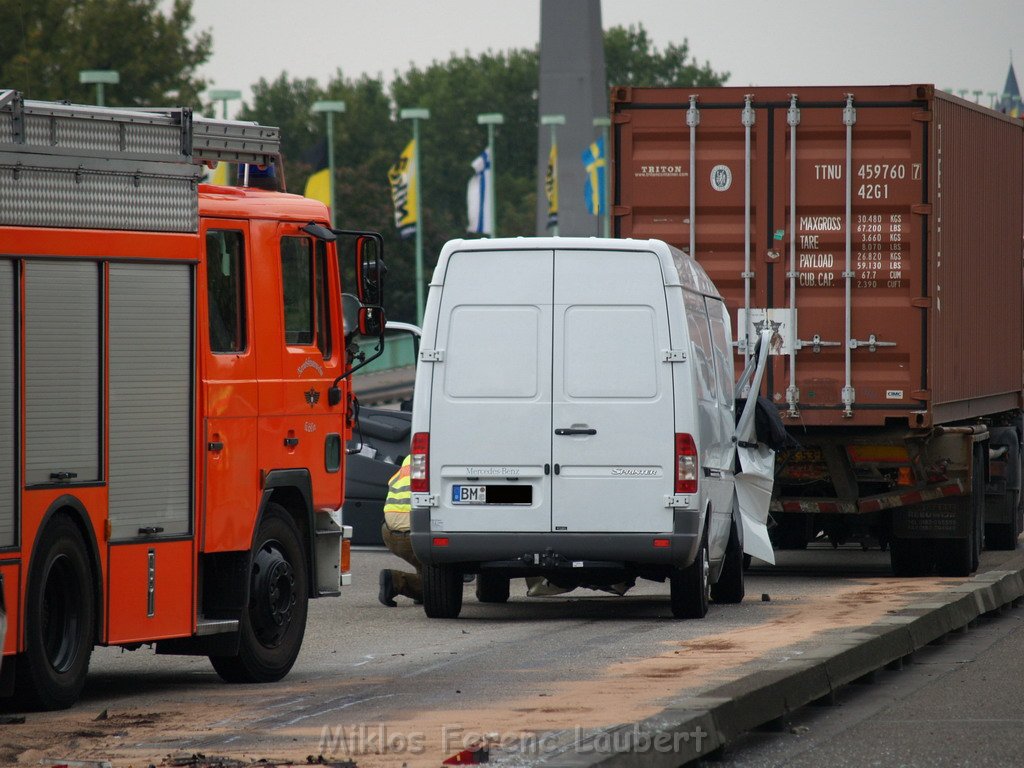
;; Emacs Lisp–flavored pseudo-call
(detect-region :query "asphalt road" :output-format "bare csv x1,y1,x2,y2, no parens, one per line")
4,544,1021,767
716,595,1024,767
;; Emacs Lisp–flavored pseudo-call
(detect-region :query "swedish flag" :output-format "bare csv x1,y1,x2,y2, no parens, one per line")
582,137,606,216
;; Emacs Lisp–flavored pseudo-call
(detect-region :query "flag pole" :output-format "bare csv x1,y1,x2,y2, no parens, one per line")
541,114,565,237
312,100,346,226
477,113,504,237
593,117,611,238
401,107,430,324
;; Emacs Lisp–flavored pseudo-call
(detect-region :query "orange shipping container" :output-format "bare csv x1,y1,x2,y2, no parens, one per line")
611,84,1024,428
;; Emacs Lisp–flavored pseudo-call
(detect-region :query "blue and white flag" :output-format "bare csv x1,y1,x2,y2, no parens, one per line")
582,137,606,216
466,148,493,235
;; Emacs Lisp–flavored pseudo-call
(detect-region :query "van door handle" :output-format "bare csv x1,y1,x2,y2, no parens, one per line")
555,428,597,436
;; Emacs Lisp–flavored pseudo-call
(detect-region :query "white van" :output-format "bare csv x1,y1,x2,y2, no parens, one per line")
408,238,773,619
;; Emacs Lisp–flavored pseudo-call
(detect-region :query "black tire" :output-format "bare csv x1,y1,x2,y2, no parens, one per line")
475,573,510,604
210,504,308,683
16,515,95,710
422,564,463,618
890,538,932,577
985,429,1021,551
671,532,710,619
986,492,1021,550
936,532,974,577
711,523,744,604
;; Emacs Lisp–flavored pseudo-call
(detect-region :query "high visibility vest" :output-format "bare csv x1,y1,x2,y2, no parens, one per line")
384,455,412,531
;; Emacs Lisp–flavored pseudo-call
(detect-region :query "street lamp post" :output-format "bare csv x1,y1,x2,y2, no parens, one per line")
401,107,430,324
476,113,504,237
79,70,119,107
208,88,242,119
593,116,611,238
541,114,565,236
312,100,347,227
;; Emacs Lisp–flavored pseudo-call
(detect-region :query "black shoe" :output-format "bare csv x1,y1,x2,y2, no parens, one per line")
378,570,397,607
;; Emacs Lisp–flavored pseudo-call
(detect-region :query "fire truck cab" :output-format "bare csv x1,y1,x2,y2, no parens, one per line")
0,92,384,709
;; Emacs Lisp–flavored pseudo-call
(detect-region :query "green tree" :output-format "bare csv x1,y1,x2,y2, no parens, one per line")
241,23,728,324
604,24,728,87
1,0,211,107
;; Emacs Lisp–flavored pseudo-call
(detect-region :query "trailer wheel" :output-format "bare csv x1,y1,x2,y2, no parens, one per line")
671,531,709,619
475,573,510,604
422,565,464,618
16,515,95,710
890,538,931,577
711,523,744,604
210,504,308,683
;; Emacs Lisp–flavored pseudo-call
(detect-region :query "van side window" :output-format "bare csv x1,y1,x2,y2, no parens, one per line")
684,291,717,403
706,298,735,407
205,230,246,353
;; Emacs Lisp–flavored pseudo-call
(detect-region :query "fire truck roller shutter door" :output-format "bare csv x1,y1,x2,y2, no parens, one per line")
0,261,13,548
108,263,192,539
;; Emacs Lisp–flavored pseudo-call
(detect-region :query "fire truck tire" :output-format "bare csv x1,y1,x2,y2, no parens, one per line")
210,504,308,683
422,565,464,618
475,573,510,604
711,523,745,604
671,528,709,619
16,514,95,710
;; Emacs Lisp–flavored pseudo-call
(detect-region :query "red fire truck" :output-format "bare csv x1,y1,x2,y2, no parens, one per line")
0,92,385,709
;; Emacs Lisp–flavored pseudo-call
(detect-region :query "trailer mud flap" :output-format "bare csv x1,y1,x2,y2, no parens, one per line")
893,497,971,538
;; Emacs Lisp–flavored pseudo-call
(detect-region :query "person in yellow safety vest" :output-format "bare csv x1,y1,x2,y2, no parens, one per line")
379,455,423,606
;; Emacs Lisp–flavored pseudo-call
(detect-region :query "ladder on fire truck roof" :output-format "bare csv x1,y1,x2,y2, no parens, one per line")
0,89,284,232
0,89,282,169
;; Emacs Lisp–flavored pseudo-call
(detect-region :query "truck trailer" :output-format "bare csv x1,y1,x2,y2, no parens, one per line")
0,92,386,709
610,84,1024,576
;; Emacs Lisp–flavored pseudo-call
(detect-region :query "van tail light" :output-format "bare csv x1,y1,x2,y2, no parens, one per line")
675,433,698,494
411,432,430,492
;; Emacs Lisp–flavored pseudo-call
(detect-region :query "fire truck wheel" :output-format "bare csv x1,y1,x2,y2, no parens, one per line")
670,528,710,619
210,504,308,683
16,514,95,710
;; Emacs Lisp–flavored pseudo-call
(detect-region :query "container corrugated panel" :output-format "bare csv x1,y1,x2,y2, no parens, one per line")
612,85,1024,427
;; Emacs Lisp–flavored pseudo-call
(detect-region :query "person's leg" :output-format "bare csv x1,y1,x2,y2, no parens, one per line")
381,524,423,603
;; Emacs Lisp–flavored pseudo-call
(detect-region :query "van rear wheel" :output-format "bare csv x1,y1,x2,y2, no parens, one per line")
423,565,464,618
671,535,709,619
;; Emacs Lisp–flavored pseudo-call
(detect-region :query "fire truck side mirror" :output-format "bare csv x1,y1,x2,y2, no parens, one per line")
358,305,385,338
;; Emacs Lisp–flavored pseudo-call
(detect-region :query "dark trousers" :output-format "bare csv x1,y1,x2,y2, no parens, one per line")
382,523,423,602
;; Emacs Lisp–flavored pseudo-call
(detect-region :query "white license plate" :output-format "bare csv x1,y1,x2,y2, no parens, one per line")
452,485,487,504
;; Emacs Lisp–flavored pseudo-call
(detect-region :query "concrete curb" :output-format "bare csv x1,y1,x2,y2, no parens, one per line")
525,558,1024,767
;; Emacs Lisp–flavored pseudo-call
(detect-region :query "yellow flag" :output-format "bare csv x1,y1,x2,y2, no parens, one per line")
304,167,331,209
545,143,558,229
209,162,229,186
388,139,418,239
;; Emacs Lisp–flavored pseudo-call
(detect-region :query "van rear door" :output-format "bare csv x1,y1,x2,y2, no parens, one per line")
427,249,554,533
550,249,676,533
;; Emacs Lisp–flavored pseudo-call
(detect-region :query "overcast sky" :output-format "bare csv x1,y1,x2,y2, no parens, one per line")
183,0,1023,109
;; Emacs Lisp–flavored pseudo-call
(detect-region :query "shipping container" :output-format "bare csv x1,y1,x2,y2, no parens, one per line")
611,85,1024,574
